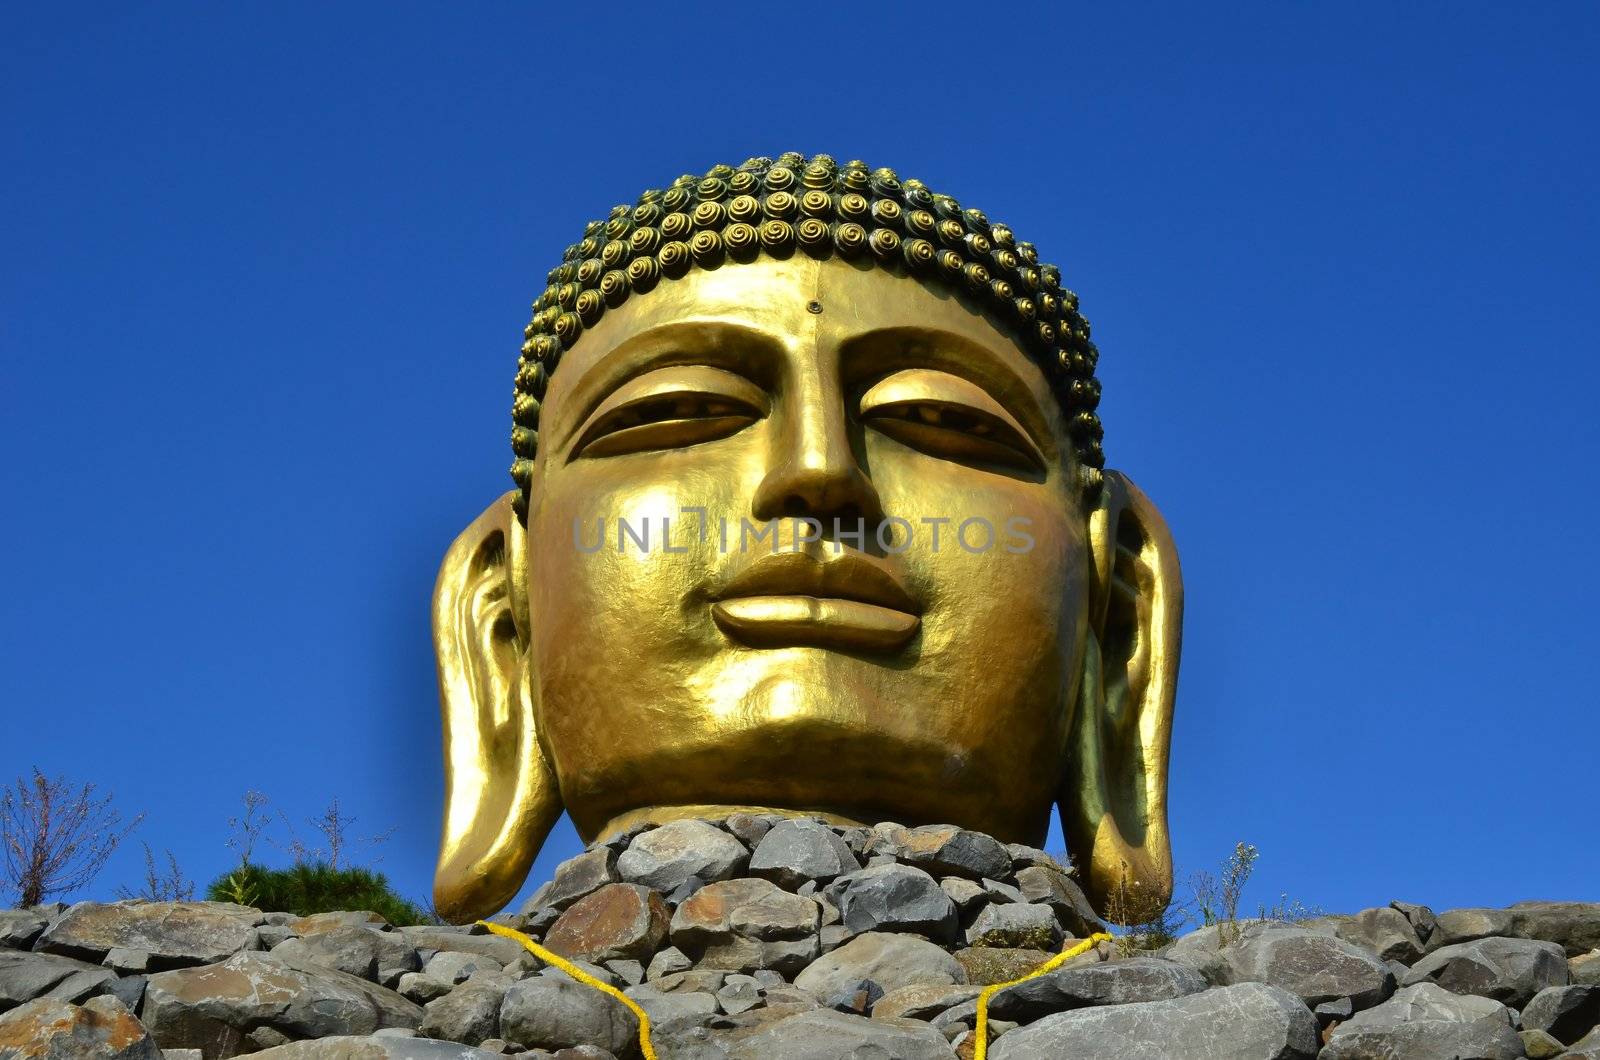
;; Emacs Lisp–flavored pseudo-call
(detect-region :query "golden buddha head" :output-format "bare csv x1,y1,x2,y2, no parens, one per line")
433,154,1181,924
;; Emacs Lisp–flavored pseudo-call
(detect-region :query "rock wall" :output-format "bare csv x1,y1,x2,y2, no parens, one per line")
1,816,1598,1058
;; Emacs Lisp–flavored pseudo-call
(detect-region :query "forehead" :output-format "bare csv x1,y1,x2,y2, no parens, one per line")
546,257,1057,411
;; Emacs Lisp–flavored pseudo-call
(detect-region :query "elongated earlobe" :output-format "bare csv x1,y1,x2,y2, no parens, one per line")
1059,471,1183,921
433,491,563,923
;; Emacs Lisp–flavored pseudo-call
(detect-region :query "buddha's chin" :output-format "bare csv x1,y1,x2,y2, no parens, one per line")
550,705,1062,851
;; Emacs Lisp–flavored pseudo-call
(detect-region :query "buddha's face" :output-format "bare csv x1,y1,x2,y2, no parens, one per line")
521,257,1088,843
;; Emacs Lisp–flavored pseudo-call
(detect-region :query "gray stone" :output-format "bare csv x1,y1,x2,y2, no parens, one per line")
1574,950,1600,986
1521,983,1600,1044
722,813,773,850
1509,902,1600,956
871,983,983,1021
991,981,1317,1060
528,848,620,914
1013,866,1100,938
498,974,638,1057
398,971,455,1004
1170,923,1393,1009
652,969,727,994
1431,907,1516,949
1314,996,1354,1024
289,911,390,935
424,949,505,985
716,974,763,1015
645,947,691,981
987,956,1207,1022
0,994,161,1059
1005,844,1067,874
622,981,719,1026
726,1007,955,1059
1332,906,1426,964
251,1036,505,1058
669,877,820,976
616,820,748,893
889,824,1012,882
964,902,1061,950
33,900,264,968
604,959,644,987
1390,900,1438,943
748,820,861,890
0,908,50,950
272,925,420,984
141,951,422,1054
398,927,533,966
103,973,145,1012
1320,981,1523,1060
823,978,884,1014
1403,935,1569,1006
419,974,509,1044
1566,1025,1600,1059
835,865,958,943
795,932,966,998
0,947,117,1011
938,878,987,914
102,946,152,974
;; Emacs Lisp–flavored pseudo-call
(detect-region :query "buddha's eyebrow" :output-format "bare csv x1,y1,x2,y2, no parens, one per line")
838,325,1057,454
554,319,785,444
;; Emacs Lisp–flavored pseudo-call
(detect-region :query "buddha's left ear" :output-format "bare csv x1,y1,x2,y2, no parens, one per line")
431,491,563,923
1059,470,1183,922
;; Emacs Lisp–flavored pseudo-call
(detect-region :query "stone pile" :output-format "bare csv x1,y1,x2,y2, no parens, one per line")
0,815,1597,1058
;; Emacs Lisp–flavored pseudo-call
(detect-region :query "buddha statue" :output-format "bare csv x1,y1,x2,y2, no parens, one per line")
431,153,1181,925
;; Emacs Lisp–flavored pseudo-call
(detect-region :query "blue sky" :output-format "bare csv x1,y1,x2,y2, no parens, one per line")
3,4,1595,919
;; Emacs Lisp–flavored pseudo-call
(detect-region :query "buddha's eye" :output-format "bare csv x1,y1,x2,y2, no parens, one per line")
858,369,1045,474
572,365,766,459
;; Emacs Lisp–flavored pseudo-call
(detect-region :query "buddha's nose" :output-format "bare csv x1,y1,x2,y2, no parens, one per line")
751,389,884,529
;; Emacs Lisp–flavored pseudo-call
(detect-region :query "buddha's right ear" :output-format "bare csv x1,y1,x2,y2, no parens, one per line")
432,491,563,923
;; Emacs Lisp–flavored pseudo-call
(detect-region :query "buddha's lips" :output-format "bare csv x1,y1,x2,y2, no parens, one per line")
711,596,920,652
709,551,921,652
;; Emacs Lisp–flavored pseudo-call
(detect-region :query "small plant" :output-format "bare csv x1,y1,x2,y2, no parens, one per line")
1,769,143,907
1104,864,1193,956
117,842,195,902
205,862,427,926
1191,841,1258,944
272,797,394,869
226,791,270,868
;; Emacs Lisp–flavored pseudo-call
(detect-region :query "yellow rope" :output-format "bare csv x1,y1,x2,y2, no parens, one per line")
477,919,659,1060
972,931,1113,1060
480,918,1111,1060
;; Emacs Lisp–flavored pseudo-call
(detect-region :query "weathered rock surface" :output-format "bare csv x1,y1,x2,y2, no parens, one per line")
35,901,263,969
0,948,117,1012
748,820,860,891
1520,982,1600,1045
252,1036,505,1058
727,1007,954,1059
0,994,161,1059
616,820,747,894
833,864,959,942
991,981,1318,1059
669,878,819,976
1403,935,1569,1006
987,955,1206,1022
544,884,669,965
1320,981,1523,1060
1169,923,1393,1009
795,932,965,998
498,974,637,1056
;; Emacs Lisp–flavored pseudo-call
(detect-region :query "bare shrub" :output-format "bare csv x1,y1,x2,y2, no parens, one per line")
117,842,195,902
1,769,143,907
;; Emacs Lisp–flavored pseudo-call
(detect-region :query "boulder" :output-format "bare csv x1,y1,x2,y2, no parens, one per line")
528,847,620,915
621,981,719,1026
964,903,1061,950
1013,866,1100,938
748,820,860,890
1430,907,1515,949
270,925,419,984
33,901,263,968
1566,1025,1600,1059
421,950,503,985
668,878,820,976
1520,983,1600,1045
398,926,536,966
725,1007,955,1059
0,948,117,1011
987,956,1206,1022
1331,906,1426,964
1320,981,1522,1060
795,932,966,998
0,909,51,951
834,865,959,943
871,983,982,1021
1575,950,1600,986
141,951,422,1055
418,974,509,1044
1509,902,1600,956
0,995,160,1059
616,821,748,894
1170,923,1393,1009
887,824,1012,883
1403,935,1569,1006
1390,900,1438,944
498,974,638,1057
990,981,1318,1059
544,884,669,964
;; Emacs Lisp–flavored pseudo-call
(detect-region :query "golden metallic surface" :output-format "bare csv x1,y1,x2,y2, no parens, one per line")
434,250,1181,923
